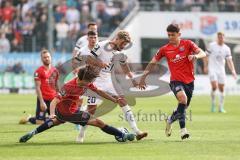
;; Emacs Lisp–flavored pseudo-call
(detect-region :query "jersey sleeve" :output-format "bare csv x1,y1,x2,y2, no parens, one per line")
74,38,83,50
56,85,67,100
34,69,41,81
188,40,199,54
225,47,232,59
87,83,98,92
154,47,165,61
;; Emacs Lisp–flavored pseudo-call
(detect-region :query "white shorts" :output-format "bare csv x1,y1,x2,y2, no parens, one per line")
86,76,123,105
209,70,226,84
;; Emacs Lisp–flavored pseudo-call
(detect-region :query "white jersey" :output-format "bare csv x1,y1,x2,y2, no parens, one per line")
78,45,91,56
84,40,127,100
207,42,232,73
75,35,88,51
91,40,127,78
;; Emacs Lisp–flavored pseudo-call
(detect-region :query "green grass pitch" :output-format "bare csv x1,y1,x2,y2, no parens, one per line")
0,94,240,160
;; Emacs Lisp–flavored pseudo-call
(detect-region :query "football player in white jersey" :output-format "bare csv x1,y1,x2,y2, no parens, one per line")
73,22,98,57
76,30,148,142
204,32,237,113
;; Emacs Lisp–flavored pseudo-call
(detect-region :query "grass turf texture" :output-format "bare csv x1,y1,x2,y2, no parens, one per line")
0,94,240,160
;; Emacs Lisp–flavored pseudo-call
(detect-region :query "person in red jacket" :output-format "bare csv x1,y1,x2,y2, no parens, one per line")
139,23,206,140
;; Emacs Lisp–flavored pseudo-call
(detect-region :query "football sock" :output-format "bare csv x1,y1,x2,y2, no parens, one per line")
101,125,123,137
169,103,186,125
28,117,36,124
32,119,55,135
79,125,88,137
211,90,216,107
219,91,225,109
122,105,140,134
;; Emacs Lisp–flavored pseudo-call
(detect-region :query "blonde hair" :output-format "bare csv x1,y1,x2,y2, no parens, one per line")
41,49,50,55
117,30,131,43
217,32,224,36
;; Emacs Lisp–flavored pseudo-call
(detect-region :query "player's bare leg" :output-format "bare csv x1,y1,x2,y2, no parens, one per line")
117,96,147,141
218,84,226,113
210,81,218,112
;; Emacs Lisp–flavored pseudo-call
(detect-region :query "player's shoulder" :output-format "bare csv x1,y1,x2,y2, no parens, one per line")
35,66,44,73
223,43,230,50
98,40,110,48
209,41,217,46
77,35,87,42
181,39,195,45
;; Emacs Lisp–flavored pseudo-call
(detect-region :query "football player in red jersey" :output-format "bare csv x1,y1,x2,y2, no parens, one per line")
19,67,135,143
139,24,206,140
19,50,59,125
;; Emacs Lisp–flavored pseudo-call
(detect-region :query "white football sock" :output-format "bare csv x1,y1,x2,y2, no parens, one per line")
219,91,225,109
211,90,216,107
121,105,140,134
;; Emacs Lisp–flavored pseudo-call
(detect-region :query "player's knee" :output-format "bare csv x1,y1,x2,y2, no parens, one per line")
118,97,127,107
178,95,187,105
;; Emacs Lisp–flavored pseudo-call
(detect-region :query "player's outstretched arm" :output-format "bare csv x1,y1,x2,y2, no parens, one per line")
95,89,118,103
202,56,209,74
86,55,108,68
139,57,158,90
188,48,206,61
120,62,138,87
49,98,60,119
226,58,237,79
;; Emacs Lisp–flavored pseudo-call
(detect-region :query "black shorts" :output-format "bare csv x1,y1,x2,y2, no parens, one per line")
36,98,51,120
169,81,194,106
55,108,91,126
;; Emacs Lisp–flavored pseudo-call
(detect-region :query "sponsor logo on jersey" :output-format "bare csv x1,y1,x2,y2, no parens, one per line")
170,54,186,63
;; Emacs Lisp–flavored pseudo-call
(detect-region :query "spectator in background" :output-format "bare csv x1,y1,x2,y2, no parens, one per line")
1,1,15,22
1,19,13,41
69,20,80,47
11,37,22,52
21,10,36,52
55,17,69,52
53,5,64,23
0,32,10,53
35,14,48,51
12,62,25,74
65,5,80,24
96,1,111,36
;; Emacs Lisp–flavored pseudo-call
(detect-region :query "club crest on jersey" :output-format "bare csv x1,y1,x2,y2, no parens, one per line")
179,46,185,52
34,72,38,78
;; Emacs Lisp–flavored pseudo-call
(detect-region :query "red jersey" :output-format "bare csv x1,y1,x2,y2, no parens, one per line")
56,78,97,115
1,6,15,22
34,66,59,100
154,39,199,84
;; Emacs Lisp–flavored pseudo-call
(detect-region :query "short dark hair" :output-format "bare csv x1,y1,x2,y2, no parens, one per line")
87,31,97,36
87,22,97,28
77,66,99,82
167,24,180,33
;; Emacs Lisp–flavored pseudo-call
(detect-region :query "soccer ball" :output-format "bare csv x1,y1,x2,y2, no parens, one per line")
115,127,129,142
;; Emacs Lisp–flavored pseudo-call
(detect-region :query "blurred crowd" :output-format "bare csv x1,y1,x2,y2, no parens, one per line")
139,0,240,12
0,0,135,53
